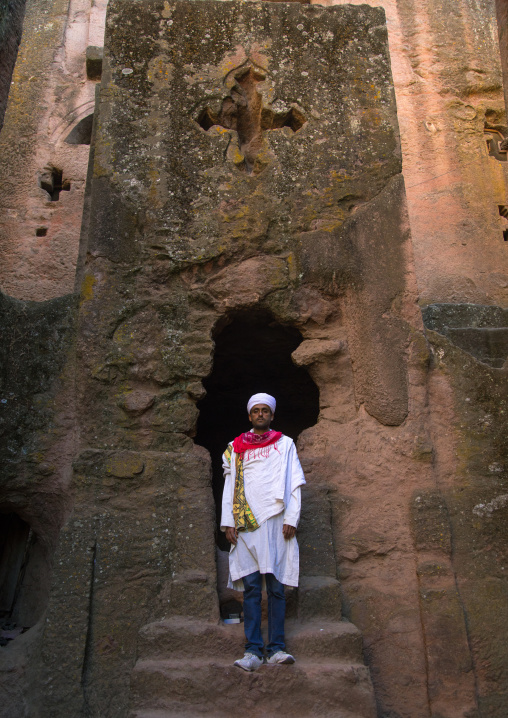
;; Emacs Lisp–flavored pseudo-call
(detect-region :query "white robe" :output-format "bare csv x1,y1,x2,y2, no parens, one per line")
221,434,305,589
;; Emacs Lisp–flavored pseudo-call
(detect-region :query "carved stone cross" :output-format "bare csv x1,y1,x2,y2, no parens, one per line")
197,66,306,175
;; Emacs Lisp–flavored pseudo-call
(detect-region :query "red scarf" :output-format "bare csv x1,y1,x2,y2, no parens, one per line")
232,429,282,455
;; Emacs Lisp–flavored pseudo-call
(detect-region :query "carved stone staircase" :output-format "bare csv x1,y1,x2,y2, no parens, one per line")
129,616,376,717
128,485,377,717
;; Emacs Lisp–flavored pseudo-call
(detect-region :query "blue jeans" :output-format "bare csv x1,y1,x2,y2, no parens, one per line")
242,571,286,658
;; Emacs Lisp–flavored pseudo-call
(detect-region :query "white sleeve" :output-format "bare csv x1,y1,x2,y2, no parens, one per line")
283,484,301,527
220,447,235,531
282,441,305,528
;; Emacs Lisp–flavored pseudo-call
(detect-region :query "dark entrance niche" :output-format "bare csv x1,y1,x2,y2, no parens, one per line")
0,509,51,640
0,512,32,640
64,114,94,145
194,310,319,550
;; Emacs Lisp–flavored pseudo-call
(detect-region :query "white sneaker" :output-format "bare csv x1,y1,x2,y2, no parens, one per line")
266,651,295,665
234,652,264,671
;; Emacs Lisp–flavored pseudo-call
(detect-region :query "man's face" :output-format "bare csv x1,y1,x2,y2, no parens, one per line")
249,404,273,433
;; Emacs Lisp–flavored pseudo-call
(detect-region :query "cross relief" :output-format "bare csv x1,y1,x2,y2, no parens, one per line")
196,65,306,175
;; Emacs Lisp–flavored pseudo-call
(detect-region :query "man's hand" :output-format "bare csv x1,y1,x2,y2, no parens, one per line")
283,524,296,540
225,526,238,545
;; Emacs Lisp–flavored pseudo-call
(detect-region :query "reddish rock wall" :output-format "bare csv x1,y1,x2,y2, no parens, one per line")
0,0,26,130
33,2,419,715
326,0,508,309
0,1,506,718
0,0,105,301
0,291,77,717
1,0,507,309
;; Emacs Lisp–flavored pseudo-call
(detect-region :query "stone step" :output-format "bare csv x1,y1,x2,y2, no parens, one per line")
287,620,364,661
287,575,343,620
129,657,377,717
132,710,370,718
137,616,364,662
132,707,370,718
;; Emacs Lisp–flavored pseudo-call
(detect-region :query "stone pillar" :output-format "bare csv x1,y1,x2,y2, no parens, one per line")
38,2,429,716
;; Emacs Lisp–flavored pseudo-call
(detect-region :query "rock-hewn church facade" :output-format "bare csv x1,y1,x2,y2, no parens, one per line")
0,0,507,716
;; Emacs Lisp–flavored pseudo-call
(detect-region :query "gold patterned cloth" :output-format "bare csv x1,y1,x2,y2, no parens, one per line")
224,444,259,531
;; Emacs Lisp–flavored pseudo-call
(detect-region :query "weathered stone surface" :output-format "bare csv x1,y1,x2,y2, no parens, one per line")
423,302,508,368
0,290,77,717
130,616,376,717
299,485,337,578
35,2,406,715
1,0,506,320
345,0,508,309
2,1,507,718
423,303,508,330
0,291,77,484
291,338,344,366
410,491,452,554
341,174,413,426
105,451,145,476
0,0,25,130
130,655,376,718
0,0,99,300
425,329,508,716
118,389,156,416
79,0,411,448
39,447,217,718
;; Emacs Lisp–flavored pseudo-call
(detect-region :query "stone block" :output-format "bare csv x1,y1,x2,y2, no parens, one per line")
422,303,508,330
297,575,342,620
422,303,508,367
299,485,337,578
447,327,508,368
410,491,452,554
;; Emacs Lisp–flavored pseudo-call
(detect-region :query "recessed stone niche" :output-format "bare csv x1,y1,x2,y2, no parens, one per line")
195,309,319,549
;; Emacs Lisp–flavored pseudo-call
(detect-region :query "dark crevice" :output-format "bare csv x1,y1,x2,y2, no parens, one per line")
81,539,97,713
0,511,36,643
0,512,30,617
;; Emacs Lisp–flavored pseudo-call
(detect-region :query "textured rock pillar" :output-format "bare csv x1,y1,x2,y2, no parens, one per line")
37,2,427,716
0,0,26,129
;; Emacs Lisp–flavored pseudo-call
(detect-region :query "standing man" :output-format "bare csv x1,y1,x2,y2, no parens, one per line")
221,392,306,671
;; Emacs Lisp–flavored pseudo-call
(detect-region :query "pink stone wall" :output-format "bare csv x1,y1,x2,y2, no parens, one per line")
0,0,507,305
496,0,508,112
0,0,106,300
0,2,507,717
321,0,508,308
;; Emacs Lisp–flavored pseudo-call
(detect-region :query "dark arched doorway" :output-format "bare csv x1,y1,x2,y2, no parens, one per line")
194,310,319,550
64,114,94,145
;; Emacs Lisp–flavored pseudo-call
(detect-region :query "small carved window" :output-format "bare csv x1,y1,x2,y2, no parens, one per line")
498,205,508,241
485,124,508,161
39,167,71,201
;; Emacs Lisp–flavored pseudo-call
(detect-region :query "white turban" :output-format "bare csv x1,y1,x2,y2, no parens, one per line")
247,393,276,414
